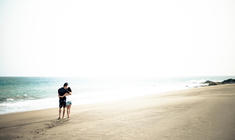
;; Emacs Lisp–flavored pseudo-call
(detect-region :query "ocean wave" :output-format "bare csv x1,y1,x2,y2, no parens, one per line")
6,98,14,101
0,94,39,104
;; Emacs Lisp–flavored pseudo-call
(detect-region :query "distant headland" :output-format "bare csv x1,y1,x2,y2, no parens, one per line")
204,78,235,86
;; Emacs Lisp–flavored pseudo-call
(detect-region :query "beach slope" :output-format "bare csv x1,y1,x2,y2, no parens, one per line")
0,84,235,140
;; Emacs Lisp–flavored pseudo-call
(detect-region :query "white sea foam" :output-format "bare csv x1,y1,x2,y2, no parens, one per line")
0,84,189,114
6,98,14,101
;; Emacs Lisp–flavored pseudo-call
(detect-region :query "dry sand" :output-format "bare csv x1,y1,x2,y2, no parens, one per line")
0,84,235,140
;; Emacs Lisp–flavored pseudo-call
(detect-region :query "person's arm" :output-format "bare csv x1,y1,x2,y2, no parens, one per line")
58,92,65,98
58,94,64,98
63,92,71,96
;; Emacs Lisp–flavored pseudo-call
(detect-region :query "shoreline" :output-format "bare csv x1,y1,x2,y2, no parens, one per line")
1,77,234,115
0,86,192,115
0,83,232,116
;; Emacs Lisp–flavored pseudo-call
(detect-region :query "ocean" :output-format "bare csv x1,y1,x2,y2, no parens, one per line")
0,76,234,114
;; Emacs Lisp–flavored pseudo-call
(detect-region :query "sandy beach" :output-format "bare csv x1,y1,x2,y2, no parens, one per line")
0,84,235,140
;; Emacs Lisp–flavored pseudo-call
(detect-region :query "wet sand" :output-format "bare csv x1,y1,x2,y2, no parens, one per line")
0,84,235,140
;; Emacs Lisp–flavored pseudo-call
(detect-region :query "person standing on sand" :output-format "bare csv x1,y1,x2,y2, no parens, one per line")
58,82,71,119
65,87,72,118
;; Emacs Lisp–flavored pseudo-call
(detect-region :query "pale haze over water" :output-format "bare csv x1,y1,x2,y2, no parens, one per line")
0,0,235,77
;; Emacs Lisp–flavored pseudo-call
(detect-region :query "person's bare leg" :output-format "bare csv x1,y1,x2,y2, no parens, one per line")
58,108,61,120
67,106,69,118
62,107,65,119
68,105,71,118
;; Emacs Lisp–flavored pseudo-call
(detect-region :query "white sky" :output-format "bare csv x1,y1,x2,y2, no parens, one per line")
1,0,235,77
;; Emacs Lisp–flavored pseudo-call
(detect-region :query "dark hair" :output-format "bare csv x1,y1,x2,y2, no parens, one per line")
64,82,68,87
67,87,72,92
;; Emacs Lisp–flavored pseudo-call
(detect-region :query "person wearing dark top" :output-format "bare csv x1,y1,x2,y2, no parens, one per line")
58,82,71,119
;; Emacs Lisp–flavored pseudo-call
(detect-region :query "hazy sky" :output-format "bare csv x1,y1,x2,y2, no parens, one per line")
1,0,235,77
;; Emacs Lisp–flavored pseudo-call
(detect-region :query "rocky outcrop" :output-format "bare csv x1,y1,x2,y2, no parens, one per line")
204,80,221,86
204,79,235,86
221,79,235,84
